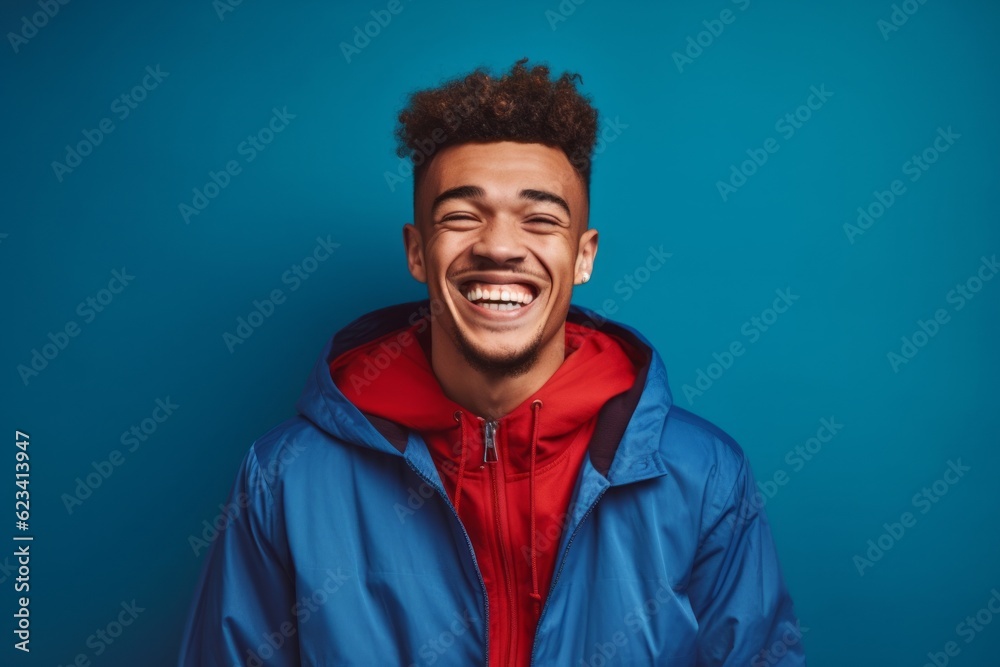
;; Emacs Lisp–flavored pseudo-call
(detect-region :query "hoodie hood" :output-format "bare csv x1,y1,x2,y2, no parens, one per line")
295,299,673,485
327,307,641,476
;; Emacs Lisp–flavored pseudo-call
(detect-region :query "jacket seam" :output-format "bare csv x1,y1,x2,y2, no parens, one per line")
694,446,748,556
247,441,297,586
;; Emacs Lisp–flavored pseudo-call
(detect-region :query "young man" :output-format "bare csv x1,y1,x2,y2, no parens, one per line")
178,59,806,666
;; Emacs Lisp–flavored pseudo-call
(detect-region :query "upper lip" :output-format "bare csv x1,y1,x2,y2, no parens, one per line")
456,273,541,298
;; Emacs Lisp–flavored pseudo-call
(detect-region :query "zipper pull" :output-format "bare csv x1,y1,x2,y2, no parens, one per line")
483,419,499,465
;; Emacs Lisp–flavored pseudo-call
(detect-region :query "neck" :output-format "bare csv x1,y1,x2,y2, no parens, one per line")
428,323,566,420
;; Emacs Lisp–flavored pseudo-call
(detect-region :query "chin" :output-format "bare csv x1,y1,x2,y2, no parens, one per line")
453,328,544,378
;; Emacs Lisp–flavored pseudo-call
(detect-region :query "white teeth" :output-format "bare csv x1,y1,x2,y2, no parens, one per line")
461,283,535,307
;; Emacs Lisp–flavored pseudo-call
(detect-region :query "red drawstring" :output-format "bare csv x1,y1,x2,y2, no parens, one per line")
453,410,468,516
528,399,543,619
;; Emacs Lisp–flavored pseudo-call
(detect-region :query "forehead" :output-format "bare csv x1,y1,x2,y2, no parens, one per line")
417,141,585,209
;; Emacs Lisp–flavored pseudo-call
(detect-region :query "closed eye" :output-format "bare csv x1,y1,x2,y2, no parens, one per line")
439,213,480,223
525,217,562,225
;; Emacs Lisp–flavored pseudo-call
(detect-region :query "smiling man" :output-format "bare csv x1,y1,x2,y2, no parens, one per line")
178,59,806,666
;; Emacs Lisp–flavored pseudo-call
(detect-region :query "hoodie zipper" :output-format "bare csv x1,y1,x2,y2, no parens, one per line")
483,419,498,464
482,417,516,665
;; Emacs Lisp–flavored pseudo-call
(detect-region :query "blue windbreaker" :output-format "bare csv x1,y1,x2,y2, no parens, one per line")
178,299,807,666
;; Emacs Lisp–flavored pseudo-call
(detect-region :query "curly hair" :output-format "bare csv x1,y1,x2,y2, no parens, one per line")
394,57,600,198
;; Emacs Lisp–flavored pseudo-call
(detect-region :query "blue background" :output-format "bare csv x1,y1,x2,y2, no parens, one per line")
2,0,998,664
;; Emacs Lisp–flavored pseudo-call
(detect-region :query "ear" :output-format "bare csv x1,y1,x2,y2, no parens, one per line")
402,222,427,283
575,227,598,284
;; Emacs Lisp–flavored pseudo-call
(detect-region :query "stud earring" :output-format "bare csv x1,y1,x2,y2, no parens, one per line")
580,271,590,283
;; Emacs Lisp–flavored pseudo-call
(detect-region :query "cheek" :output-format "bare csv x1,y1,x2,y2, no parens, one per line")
423,236,464,275
538,241,578,281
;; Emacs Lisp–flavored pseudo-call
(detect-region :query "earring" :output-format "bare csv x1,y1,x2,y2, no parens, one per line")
580,271,590,283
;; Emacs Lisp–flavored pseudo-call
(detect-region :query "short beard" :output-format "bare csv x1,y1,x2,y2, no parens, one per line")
449,321,544,379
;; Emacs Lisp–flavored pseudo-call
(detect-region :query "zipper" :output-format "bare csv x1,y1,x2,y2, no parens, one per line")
403,457,490,666
529,486,608,665
482,417,516,665
483,419,498,464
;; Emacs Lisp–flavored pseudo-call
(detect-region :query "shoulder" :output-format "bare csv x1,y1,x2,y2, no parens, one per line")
663,405,748,469
242,415,345,494
660,405,753,519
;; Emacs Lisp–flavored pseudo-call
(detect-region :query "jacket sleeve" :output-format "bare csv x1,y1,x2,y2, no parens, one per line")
177,444,300,666
686,446,807,666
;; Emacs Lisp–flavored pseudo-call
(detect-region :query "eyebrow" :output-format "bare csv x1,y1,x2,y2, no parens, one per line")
430,185,571,218
520,188,571,217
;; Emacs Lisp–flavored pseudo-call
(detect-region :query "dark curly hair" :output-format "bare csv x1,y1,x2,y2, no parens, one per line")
394,57,600,200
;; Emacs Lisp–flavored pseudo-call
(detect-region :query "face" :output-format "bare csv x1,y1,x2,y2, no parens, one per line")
402,141,597,378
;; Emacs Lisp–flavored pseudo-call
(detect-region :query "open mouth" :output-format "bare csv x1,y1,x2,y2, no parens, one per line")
458,280,539,312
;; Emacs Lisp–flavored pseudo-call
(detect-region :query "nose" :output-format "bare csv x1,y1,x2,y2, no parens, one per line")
471,217,527,265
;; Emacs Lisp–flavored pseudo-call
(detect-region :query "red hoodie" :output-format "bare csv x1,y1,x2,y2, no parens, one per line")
330,315,640,666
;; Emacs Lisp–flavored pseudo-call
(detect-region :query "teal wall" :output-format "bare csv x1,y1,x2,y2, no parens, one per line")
2,0,998,664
